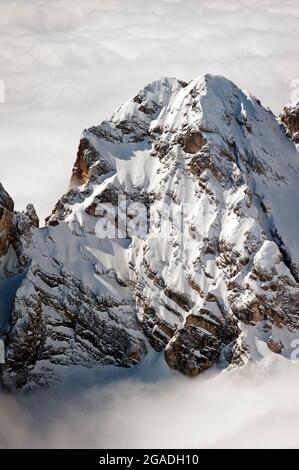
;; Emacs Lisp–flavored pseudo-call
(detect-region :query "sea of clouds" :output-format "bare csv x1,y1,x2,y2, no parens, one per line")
0,0,299,221
0,350,299,448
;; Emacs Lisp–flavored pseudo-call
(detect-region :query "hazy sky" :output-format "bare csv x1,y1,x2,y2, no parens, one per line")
0,0,299,221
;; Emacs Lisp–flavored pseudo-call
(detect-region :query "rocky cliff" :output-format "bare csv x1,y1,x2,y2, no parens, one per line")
1,75,299,392
0,185,39,278
0,184,14,261
280,102,299,143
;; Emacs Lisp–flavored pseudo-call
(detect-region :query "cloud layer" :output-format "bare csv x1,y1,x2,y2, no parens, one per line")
0,0,299,220
0,352,299,449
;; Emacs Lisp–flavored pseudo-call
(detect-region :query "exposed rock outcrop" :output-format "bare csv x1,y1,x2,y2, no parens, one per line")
11,204,39,273
0,183,14,259
267,337,284,354
0,185,39,277
280,102,299,143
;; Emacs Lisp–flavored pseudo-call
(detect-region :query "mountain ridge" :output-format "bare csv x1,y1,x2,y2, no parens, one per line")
1,74,299,392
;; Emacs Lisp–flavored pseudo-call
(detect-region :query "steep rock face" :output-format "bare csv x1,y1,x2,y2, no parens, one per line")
0,185,39,349
11,204,39,274
0,185,39,277
2,230,146,391
0,183,14,259
2,74,299,391
69,78,188,189
280,102,299,143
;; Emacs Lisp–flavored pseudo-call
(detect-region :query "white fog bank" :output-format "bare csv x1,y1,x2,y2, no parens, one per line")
0,350,299,449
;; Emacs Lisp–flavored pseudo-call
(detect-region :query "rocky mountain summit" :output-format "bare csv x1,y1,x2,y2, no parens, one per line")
1,74,299,392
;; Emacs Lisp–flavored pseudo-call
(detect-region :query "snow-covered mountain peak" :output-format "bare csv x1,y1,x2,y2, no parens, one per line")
2,74,299,391
110,76,186,136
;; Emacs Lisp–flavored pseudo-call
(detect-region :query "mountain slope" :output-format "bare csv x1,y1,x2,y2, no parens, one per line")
2,74,299,391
